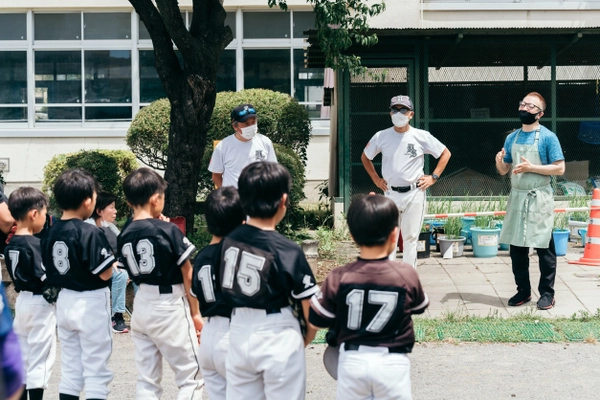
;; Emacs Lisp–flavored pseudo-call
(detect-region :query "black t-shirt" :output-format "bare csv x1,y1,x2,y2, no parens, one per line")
219,224,319,310
0,191,9,254
3,235,45,293
41,219,115,291
191,243,232,319
117,219,196,286
309,257,429,351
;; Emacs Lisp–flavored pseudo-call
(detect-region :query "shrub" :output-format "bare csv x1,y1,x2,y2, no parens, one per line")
126,89,312,170
43,150,138,216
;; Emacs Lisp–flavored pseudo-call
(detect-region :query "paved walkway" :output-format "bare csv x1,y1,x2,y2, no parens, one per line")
417,241,600,318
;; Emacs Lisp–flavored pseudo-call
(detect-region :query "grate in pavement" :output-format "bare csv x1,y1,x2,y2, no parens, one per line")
434,321,560,342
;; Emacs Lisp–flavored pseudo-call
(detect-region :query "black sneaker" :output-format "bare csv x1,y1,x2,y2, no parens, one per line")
537,293,555,310
112,313,129,333
507,290,532,306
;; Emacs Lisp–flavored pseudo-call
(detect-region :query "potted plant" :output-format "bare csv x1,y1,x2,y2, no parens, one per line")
553,212,570,256
567,195,590,239
439,217,466,258
470,215,501,258
417,221,432,259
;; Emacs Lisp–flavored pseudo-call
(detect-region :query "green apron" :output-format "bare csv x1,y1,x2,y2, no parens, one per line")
499,128,554,248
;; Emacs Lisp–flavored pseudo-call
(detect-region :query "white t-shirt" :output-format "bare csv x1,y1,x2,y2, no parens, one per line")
363,126,446,187
208,133,278,188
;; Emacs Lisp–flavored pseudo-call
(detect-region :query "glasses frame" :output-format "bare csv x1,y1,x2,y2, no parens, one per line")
390,108,410,115
237,107,256,117
518,101,542,112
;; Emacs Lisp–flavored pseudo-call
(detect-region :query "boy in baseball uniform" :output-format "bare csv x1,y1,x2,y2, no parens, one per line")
41,169,115,400
309,193,429,400
117,167,202,400
4,187,55,400
219,161,319,400
191,186,245,400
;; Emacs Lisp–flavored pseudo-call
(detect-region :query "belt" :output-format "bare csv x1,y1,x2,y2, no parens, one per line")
159,285,173,294
232,307,282,316
391,183,419,193
344,343,410,354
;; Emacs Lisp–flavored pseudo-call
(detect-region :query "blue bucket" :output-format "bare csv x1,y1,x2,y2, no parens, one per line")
496,222,509,250
471,227,501,257
461,217,475,245
579,228,588,247
553,229,570,256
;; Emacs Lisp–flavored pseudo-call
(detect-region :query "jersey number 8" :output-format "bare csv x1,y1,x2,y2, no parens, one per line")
222,247,266,297
52,241,71,275
121,239,156,276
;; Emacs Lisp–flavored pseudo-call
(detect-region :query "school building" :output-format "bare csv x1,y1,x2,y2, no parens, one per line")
1,1,600,209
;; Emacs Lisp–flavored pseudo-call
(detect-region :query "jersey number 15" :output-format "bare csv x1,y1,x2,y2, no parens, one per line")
221,247,266,297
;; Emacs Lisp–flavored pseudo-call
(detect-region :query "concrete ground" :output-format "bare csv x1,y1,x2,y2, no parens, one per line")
417,241,600,318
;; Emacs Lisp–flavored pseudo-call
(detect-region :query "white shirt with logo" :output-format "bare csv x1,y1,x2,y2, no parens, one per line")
208,133,278,188
363,126,446,187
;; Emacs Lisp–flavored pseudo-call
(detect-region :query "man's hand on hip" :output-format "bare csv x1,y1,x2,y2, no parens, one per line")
418,175,436,190
374,177,388,192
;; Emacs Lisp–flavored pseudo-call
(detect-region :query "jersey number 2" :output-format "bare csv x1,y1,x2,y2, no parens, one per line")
222,247,266,297
121,239,156,276
346,289,398,333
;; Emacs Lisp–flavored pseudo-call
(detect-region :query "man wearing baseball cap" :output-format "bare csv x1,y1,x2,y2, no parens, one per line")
209,103,277,188
361,95,451,267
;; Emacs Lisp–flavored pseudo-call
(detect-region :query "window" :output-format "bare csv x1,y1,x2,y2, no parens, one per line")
0,51,27,121
217,50,236,92
244,12,290,39
293,12,315,38
139,50,184,103
294,49,323,118
85,51,132,103
0,14,26,40
84,13,131,40
244,49,291,94
35,14,81,40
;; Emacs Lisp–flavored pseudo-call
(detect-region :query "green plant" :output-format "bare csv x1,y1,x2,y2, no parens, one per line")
554,212,570,231
126,90,312,171
43,150,138,216
444,217,463,239
568,195,591,222
188,214,213,254
473,216,495,229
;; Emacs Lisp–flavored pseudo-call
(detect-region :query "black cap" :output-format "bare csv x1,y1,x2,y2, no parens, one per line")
231,104,257,122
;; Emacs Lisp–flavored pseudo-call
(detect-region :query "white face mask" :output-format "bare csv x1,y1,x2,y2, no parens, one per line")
240,123,258,140
392,113,409,128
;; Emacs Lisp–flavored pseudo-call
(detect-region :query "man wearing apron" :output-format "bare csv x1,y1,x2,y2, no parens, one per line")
496,92,565,310
362,95,451,268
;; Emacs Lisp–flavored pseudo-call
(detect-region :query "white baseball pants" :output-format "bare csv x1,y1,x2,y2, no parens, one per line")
132,283,203,400
386,188,426,268
226,307,306,400
56,287,113,399
199,316,230,400
337,344,412,400
13,291,56,390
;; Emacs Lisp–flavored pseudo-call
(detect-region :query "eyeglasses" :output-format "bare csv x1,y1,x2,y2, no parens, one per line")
518,101,542,112
390,108,410,115
237,108,256,117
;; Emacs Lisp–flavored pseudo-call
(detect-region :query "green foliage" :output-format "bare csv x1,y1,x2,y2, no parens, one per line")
188,214,213,254
126,98,170,170
554,212,570,231
127,90,312,172
42,150,138,216
568,195,591,222
269,0,385,76
444,217,463,239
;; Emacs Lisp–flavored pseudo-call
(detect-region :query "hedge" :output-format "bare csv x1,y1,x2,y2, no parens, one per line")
43,150,138,216
126,89,312,170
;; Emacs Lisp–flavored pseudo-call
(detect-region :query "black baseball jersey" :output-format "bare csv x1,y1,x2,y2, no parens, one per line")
191,243,232,319
41,219,115,292
219,224,319,310
3,235,45,293
309,257,429,351
0,191,8,254
117,219,196,286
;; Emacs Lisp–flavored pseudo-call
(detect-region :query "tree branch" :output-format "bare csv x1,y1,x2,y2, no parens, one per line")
129,0,182,92
155,0,203,68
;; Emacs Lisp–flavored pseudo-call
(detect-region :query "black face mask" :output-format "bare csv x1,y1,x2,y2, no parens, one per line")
518,110,539,125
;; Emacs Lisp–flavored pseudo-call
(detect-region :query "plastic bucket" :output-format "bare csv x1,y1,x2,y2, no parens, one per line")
461,217,476,245
579,228,588,247
495,222,509,250
553,229,570,256
438,237,466,258
471,227,501,257
417,231,431,259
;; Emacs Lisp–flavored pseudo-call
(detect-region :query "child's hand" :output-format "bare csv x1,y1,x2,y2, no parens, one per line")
192,314,204,344
157,213,170,222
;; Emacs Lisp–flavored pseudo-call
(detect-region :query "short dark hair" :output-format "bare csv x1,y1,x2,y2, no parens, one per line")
205,187,245,237
91,192,117,220
526,92,547,111
347,194,399,247
54,169,100,211
123,168,167,207
7,187,48,221
238,162,291,219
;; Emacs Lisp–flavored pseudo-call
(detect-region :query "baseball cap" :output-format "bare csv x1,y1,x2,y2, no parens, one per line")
389,95,413,111
231,104,257,122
